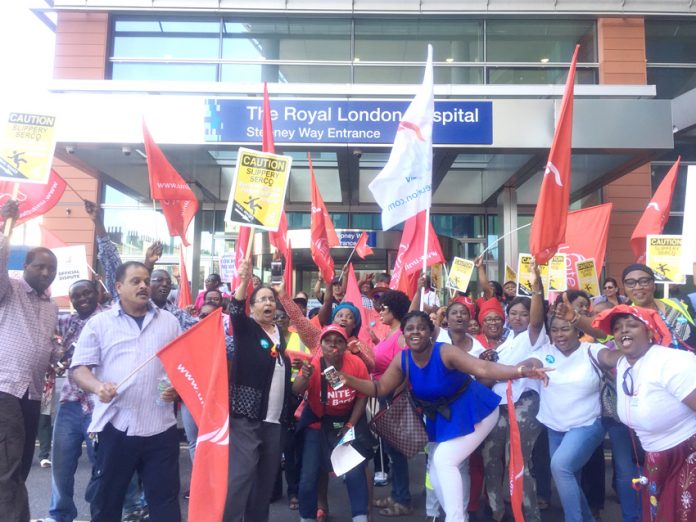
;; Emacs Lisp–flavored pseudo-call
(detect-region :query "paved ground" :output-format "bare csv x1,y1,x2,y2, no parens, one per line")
27,442,622,522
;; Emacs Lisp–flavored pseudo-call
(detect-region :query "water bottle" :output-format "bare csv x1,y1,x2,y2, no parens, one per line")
156,375,171,406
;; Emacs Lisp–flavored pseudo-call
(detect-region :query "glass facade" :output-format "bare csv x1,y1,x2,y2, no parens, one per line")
110,15,597,85
646,19,696,98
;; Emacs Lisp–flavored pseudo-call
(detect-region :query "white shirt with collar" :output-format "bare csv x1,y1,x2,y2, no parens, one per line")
71,302,182,437
492,327,549,405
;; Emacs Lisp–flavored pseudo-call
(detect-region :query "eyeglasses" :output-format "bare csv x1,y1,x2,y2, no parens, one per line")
483,316,503,324
621,367,635,396
603,285,616,290
623,277,653,289
253,296,276,304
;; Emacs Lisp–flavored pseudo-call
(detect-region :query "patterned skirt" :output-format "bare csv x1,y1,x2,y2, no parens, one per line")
645,432,696,522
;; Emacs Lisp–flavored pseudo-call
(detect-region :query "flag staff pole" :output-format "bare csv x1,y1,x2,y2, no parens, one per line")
479,222,532,259
3,184,20,237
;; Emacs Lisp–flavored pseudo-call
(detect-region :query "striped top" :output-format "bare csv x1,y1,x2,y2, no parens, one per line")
71,302,182,437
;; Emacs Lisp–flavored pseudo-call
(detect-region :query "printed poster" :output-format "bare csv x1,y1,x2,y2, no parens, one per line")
0,111,57,184
446,257,475,292
548,254,568,292
51,245,89,297
537,262,550,296
646,235,685,284
218,252,236,283
575,258,600,297
504,264,517,285
225,148,292,231
516,254,536,297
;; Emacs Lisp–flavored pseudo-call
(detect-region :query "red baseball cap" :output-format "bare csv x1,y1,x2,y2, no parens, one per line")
319,324,348,342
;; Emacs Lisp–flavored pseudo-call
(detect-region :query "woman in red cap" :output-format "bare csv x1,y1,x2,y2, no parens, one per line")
592,305,696,522
293,325,373,522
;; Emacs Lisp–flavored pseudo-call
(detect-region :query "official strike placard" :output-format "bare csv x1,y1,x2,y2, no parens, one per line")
0,112,57,184
225,148,292,231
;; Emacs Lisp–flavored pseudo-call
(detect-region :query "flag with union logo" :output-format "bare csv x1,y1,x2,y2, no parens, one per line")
157,309,229,522
369,45,434,231
310,153,339,284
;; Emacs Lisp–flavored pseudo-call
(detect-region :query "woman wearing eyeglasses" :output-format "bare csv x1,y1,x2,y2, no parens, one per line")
593,277,628,308
525,265,622,522
621,264,695,350
592,305,696,522
223,259,292,522
475,299,511,351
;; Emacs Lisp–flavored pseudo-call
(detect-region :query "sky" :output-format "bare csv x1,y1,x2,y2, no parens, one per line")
0,2,56,100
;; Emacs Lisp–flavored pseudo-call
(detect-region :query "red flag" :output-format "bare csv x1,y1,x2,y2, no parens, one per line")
310,154,339,284
284,238,294,297
507,381,525,522
157,309,229,522
355,231,374,259
230,225,253,294
143,121,199,246
557,203,613,288
529,45,579,265
177,247,192,308
390,211,444,298
630,156,681,262
343,263,373,348
0,169,66,226
262,82,290,258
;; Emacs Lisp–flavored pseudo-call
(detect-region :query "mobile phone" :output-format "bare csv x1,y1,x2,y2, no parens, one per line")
271,260,283,285
323,365,344,390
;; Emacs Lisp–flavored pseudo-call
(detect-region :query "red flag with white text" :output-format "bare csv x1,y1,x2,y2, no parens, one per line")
355,231,374,259
507,381,525,522
557,203,613,289
529,45,579,265
630,156,681,262
0,169,66,226
310,154,339,284
143,121,199,246
157,309,229,522
177,247,192,308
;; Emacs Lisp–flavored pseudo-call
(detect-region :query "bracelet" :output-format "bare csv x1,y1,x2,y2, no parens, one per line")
533,290,543,296
569,311,580,325
517,365,527,377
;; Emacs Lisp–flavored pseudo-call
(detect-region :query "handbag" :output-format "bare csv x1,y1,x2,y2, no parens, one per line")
588,347,620,422
368,351,429,458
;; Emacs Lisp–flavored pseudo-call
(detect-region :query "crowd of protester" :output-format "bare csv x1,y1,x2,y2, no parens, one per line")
1,198,696,522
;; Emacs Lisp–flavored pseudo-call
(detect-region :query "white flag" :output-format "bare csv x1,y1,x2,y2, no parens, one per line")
369,45,434,230
682,166,696,275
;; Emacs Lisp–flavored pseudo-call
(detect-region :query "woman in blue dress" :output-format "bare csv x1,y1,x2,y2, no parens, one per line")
340,311,549,522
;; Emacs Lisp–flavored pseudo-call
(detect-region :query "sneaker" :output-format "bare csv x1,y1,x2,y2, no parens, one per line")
373,471,389,487
40,458,52,468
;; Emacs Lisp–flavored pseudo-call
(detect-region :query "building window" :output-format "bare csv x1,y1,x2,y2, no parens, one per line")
646,20,696,99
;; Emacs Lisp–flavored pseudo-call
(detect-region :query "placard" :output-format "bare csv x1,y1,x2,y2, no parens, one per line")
576,258,600,297
0,111,56,184
218,252,236,283
51,245,89,297
504,264,517,284
548,254,568,292
516,254,535,297
646,235,685,284
446,257,475,293
224,148,292,231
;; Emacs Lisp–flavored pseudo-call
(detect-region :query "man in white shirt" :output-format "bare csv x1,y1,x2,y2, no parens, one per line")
71,261,182,522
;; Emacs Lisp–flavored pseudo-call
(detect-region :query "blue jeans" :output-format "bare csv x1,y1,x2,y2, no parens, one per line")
49,401,95,522
604,418,641,522
548,418,604,522
385,440,411,506
298,428,368,520
180,404,197,462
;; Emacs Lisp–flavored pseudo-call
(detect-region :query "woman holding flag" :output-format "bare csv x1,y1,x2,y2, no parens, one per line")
340,310,549,522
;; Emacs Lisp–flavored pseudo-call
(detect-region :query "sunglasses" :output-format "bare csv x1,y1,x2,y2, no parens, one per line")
621,367,635,396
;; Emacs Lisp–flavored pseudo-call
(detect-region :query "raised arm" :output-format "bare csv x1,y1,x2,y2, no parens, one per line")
277,285,321,353
555,293,607,340
234,259,252,302
143,240,163,272
440,344,549,384
86,201,122,298
0,201,19,303
409,275,424,312
475,255,493,299
316,281,334,327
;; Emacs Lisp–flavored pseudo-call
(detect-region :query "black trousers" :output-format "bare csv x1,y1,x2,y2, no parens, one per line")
87,422,181,522
0,390,41,522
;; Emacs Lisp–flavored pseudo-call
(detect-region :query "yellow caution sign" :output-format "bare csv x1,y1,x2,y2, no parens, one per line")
517,254,540,297
225,147,292,231
576,258,600,297
447,257,475,292
548,254,568,292
646,235,685,284
504,264,517,285
0,112,57,184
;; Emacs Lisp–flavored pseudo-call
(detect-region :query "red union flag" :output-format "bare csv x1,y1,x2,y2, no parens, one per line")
507,381,525,522
390,210,444,296
0,169,66,226
630,156,681,262
557,203,612,288
310,153,339,284
143,120,199,246
177,247,192,309
355,231,374,259
530,45,579,265
157,309,229,522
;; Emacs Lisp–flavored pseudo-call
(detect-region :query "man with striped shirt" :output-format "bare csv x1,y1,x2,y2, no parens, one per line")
71,261,182,522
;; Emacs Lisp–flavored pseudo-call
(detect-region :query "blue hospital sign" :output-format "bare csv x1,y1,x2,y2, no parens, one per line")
204,98,492,146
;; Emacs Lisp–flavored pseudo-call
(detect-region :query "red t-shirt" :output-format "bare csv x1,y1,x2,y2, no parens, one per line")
306,351,368,429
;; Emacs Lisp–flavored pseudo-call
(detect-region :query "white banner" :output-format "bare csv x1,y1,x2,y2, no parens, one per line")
51,245,89,297
682,166,696,276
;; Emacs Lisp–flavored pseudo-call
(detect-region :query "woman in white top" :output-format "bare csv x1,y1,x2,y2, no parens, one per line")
482,293,549,522
592,304,696,522
522,266,620,522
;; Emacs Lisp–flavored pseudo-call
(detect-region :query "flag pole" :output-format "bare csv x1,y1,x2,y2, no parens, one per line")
3,183,20,237
479,222,532,258
85,264,110,294
116,352,158,390
421,208,431,275
341,245,359,278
